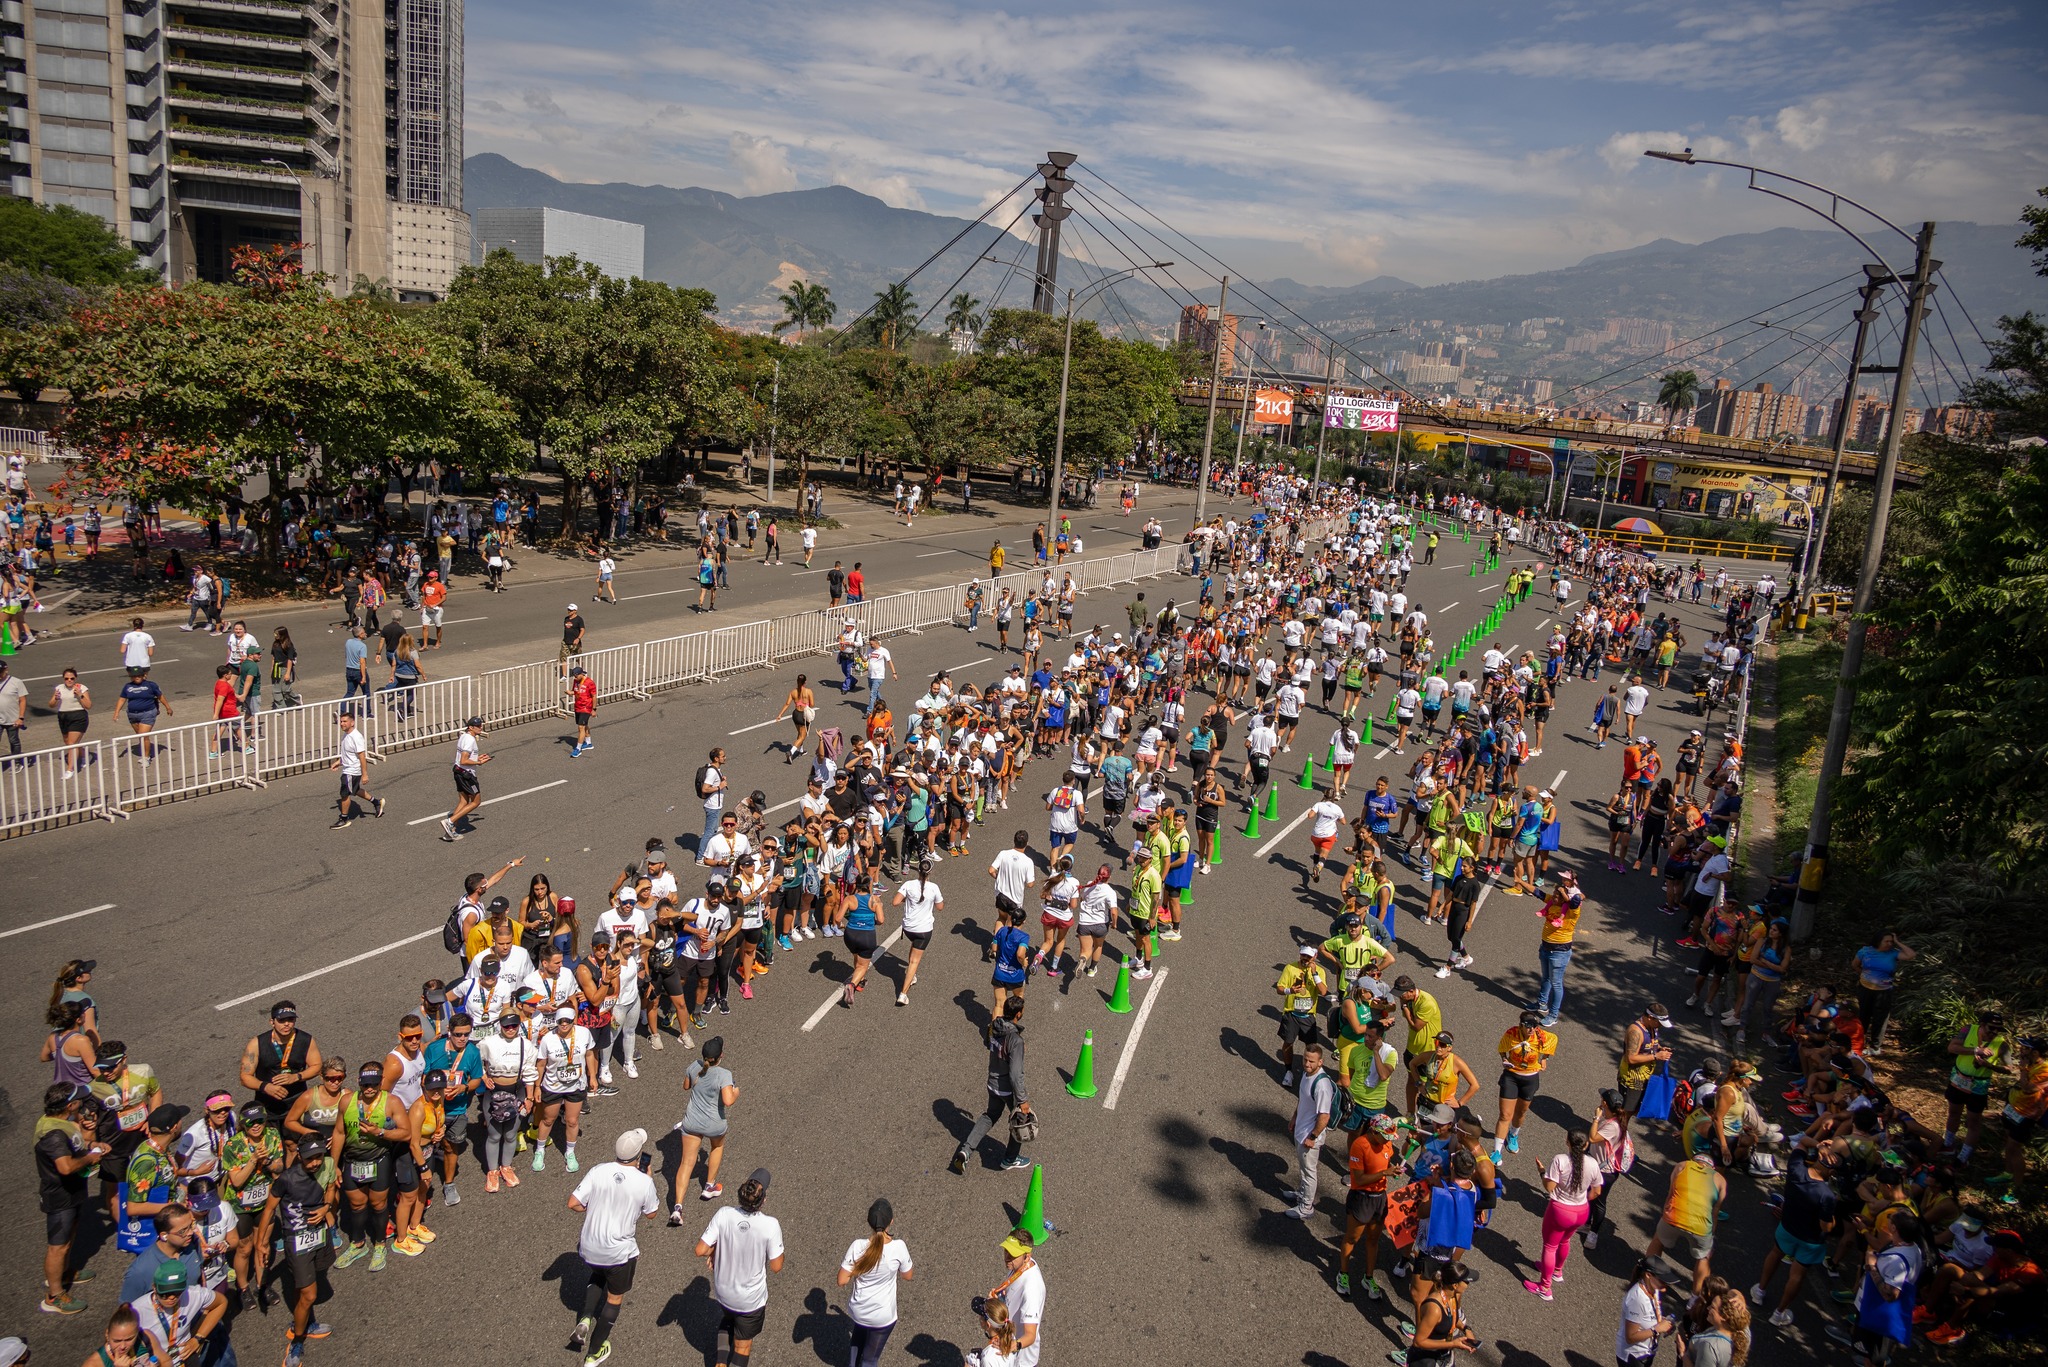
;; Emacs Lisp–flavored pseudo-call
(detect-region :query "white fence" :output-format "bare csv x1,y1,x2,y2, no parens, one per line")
1,542,1192,838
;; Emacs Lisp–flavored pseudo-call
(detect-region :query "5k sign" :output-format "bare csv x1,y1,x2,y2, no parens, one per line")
1254,388,1294,426
1325,394,1401,432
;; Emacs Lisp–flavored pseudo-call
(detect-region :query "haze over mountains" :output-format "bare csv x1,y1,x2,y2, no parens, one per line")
464,154,2046,365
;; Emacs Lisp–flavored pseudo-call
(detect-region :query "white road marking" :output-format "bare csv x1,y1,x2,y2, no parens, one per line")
405,778,568,825
1263,801,1319,855
21,660,179,682
1102,965,1169,1110
800,927,905,1032
729,716,785,735
1438,602,1459,612
946,657,993,672
916,550,960,558
1551,768,1569,790
0,903,114,940
438,616,490,627
215,927,444,1011
617,586,702,602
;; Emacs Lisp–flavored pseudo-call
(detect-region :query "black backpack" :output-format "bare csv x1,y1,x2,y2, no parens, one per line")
442,901,469,955
694,764,712,798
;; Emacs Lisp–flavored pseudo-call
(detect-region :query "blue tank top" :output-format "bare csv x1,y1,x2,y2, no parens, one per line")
845,893,877,932
1424,1180,1478,1252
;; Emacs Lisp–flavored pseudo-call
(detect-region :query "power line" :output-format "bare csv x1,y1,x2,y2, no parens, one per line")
911,195,1037,335
829,171,1037,348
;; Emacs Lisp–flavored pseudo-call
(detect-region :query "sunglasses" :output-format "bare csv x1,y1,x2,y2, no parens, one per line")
399,1032,424,1042
450,1029,472,1037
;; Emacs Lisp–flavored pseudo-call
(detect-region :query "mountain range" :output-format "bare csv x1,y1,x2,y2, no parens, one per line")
463,154,2047,365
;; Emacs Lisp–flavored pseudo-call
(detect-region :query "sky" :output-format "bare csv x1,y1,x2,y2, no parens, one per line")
465,0,2048,288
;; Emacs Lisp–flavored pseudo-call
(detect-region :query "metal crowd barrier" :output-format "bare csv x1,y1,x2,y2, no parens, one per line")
2,541,1193,838
0,739,121,836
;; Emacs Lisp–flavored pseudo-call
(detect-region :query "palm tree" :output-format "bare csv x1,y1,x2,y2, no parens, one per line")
1657,370,1700,426
945,291,982,336
773,281,836,339
872,282,917,350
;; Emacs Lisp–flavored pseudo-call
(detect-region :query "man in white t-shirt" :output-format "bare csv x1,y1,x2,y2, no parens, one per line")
695,1170,786,1364
699,812,753,871
989,832,1037,918
567,1127,660,1364
697,747,728,855
997,1231,1048,1367
120,619,156,675
1621,676,1651,738
330,711,379,827
1274,681,1307,751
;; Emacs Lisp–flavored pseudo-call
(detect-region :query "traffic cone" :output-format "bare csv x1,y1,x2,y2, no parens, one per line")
1361,717,1372,746
1298,757,1315,790
1243,804,1261,838
1263,784,1280,819
0,627,11,657
1066,1030,1099,1098
1107,961,1134,1014
1017,1164,1053,1241
1323,743,1335,769
1208,829,1223,866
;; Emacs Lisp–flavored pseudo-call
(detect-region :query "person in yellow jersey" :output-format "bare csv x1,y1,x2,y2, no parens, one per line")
1396,976,1445,1113
1529,870,1583,1029
392,1070,447,1257
1318,913,1394,1008
1125,846,1161,979
1423,827,1476,925
1410,1029,1479,1117
1275,946,1329,1088
1943,1009,2011,1164
1646,1151,1726,1294
1994,1034,2047,1207
1493,1010,1557,1158
1339,1016,1401,1130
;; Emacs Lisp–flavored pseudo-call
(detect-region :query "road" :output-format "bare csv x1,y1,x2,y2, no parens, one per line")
2,528,1804,1367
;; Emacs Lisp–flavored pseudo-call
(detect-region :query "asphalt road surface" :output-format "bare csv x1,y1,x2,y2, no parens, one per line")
3,528,1803,1367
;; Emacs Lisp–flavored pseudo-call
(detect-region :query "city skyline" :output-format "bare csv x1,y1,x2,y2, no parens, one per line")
465,0,2048,287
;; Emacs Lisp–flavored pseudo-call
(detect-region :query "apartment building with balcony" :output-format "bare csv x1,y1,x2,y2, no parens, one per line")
1,0,466,296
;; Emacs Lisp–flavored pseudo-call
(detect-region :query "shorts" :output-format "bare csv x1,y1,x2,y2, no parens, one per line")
422,607,444,626
654,966,687,998
586,1256,637,1295
1278,1014,1321,1048
339,1151,393,1192
1498,1070,1542,1101
393,1149,421,1192
559,641,582,663
58,711,88,735
1040,913,1074,931
441,1111,470,1155
44,1204,80,1246
1774,1223,1828,1266
719,1305,767,1341
905,931,933,952
1653,1216,1713,1263
453,766,481,797
339,774,362,799
994,893,1021,917
541,1088,587,1108
234,1206,265,1239
1249,759,1270,783
2001,1109,2038,1144
1945,1086,1990,1115
740,927,763,946
1195,809,1220,833
844,928,879,958
285,1234,335,1290
1048,830,1076,850
1345,1188,1389,1226
1695,949,1732,978
1311,835,1337,856
1075,919,1109,938
575,711,592,726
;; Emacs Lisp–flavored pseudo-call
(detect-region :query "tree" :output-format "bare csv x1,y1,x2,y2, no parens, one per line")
40,245,519,565
945,292,983,336
433,251,742,536
1657,369,1699,424
766,347,863,514
0,266,89,401
970,306,1181,482
0,199,158,287
2018,185,2048,278
773,280,835,340
871,282,917,351
1961,310,2048,441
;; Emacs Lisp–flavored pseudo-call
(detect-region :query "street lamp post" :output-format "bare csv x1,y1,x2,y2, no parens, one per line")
1645,148,1939,944
261,158,318,278
1227,319,1269,499
765,357,781,507
1048,261,1174,543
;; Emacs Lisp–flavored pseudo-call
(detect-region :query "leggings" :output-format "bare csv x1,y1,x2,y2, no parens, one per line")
846,1322,896,1367
959,1088,1022,1163
1446,899,1471,958
1539,1198,1591,1286
1735,975,1784,1036
609,997,642,1070
1635,815,1667,864
482,1103,521,1171
1858,986,1896,1045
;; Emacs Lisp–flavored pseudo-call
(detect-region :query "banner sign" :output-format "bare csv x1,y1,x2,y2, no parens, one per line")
1254,388,1294,426
1324,395,1401,432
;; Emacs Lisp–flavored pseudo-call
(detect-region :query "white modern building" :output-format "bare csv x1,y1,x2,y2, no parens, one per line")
473,205,643,280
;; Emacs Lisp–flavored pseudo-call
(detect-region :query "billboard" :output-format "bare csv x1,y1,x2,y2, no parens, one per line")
1253,388,1294,426
1324,394,1401,432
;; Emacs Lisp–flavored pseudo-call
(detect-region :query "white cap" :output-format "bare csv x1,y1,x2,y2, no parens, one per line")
614,1127,649,1162
566,603,578,611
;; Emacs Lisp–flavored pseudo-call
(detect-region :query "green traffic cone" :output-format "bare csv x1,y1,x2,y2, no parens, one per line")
1263,784,1280,819
1361,716,1373,745
1067,1030,1100,1098
1017,1164,1053,1241
1298,757,1316,790
1107,961,1134,1014
1323,744,1335,770
1208,829,1223,866
1243,804,1261,838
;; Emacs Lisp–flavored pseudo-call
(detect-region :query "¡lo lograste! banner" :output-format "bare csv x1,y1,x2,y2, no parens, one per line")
1323,394,1401,432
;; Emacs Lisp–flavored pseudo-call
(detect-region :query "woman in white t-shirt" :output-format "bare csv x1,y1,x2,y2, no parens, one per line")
890,862,943,1007
1524,1129,1603,1301
837,1197,913,1365
1037,857,1079,979
1073,865,1119,979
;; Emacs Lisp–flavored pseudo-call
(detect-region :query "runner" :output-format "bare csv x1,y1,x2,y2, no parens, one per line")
566,1127,658,1367
693,1170,786,1367
442,716,490,842
836,1198,913,1367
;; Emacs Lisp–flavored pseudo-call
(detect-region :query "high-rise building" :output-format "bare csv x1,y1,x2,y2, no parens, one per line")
1694,379,1806,442
1177,302,1239,373
471,206,644,280
1919,405,1988,439
0,0,470,298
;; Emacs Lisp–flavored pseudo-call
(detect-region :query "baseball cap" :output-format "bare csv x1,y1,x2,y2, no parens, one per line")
555,1006,577,1022
465,715,485,728
1368,1113,1400,1135
1297,944,1317,957
1425,1103,1457,1127
357,1063,383,1084
615,1127,649,1163
146,1103,191,1134
566,602,578,611
423,1069,449,1090
570,666,586,677
1645,1003,1674,1028
647,846,669,864
1000,1234,1034,1258
746,1167,772,1192
153,1261,190,1293
299,1137,329,1161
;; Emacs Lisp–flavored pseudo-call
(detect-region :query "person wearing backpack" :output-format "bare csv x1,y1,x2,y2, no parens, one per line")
695,748,728,859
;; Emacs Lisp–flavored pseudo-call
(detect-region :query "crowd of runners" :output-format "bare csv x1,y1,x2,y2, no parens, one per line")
23,469,2045,1367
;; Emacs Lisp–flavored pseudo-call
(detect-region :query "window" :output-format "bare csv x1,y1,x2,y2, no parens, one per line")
42,154,115,189
38,123,113,155
43,190,117,222
37,87,113,119
37,0,110,15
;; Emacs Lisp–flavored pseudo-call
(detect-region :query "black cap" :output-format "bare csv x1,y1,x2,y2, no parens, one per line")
488,896,511,913
146,1103,191,1134
357,1063,384,1083
238,1101,269,1126
423,1069,449,1090
746,1166,772,1192
867,1198,893,1230
300,1137,329,1161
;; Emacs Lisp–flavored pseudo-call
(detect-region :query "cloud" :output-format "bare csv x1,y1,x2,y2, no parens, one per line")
728,134,798,195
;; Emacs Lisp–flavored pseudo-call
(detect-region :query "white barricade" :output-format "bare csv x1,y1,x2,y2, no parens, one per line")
707,620,771,677
644,632,711,691
572,643,647,704
251,693,355,779
916,585,955,629
0,739,121,837
770,609,837,665
478,660,562,726
360,675,475,759
108,715,265,812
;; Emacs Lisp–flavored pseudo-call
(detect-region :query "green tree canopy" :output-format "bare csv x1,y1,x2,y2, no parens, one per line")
0,199,158,287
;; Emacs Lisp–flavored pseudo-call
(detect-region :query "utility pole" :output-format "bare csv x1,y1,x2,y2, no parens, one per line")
1802,268,1889,598
1311,353,1337,490
1030,154,1077,314
1229,321,1265,496
765,357,781,506
1791,222,1938,943
1193,276,1230,525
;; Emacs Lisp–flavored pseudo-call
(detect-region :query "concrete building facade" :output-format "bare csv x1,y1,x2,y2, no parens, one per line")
471,205,645,280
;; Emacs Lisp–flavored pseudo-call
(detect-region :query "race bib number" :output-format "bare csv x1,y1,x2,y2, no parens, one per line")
240,1179,271,1207
292,1227,326,1254
347,1158,380,1182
